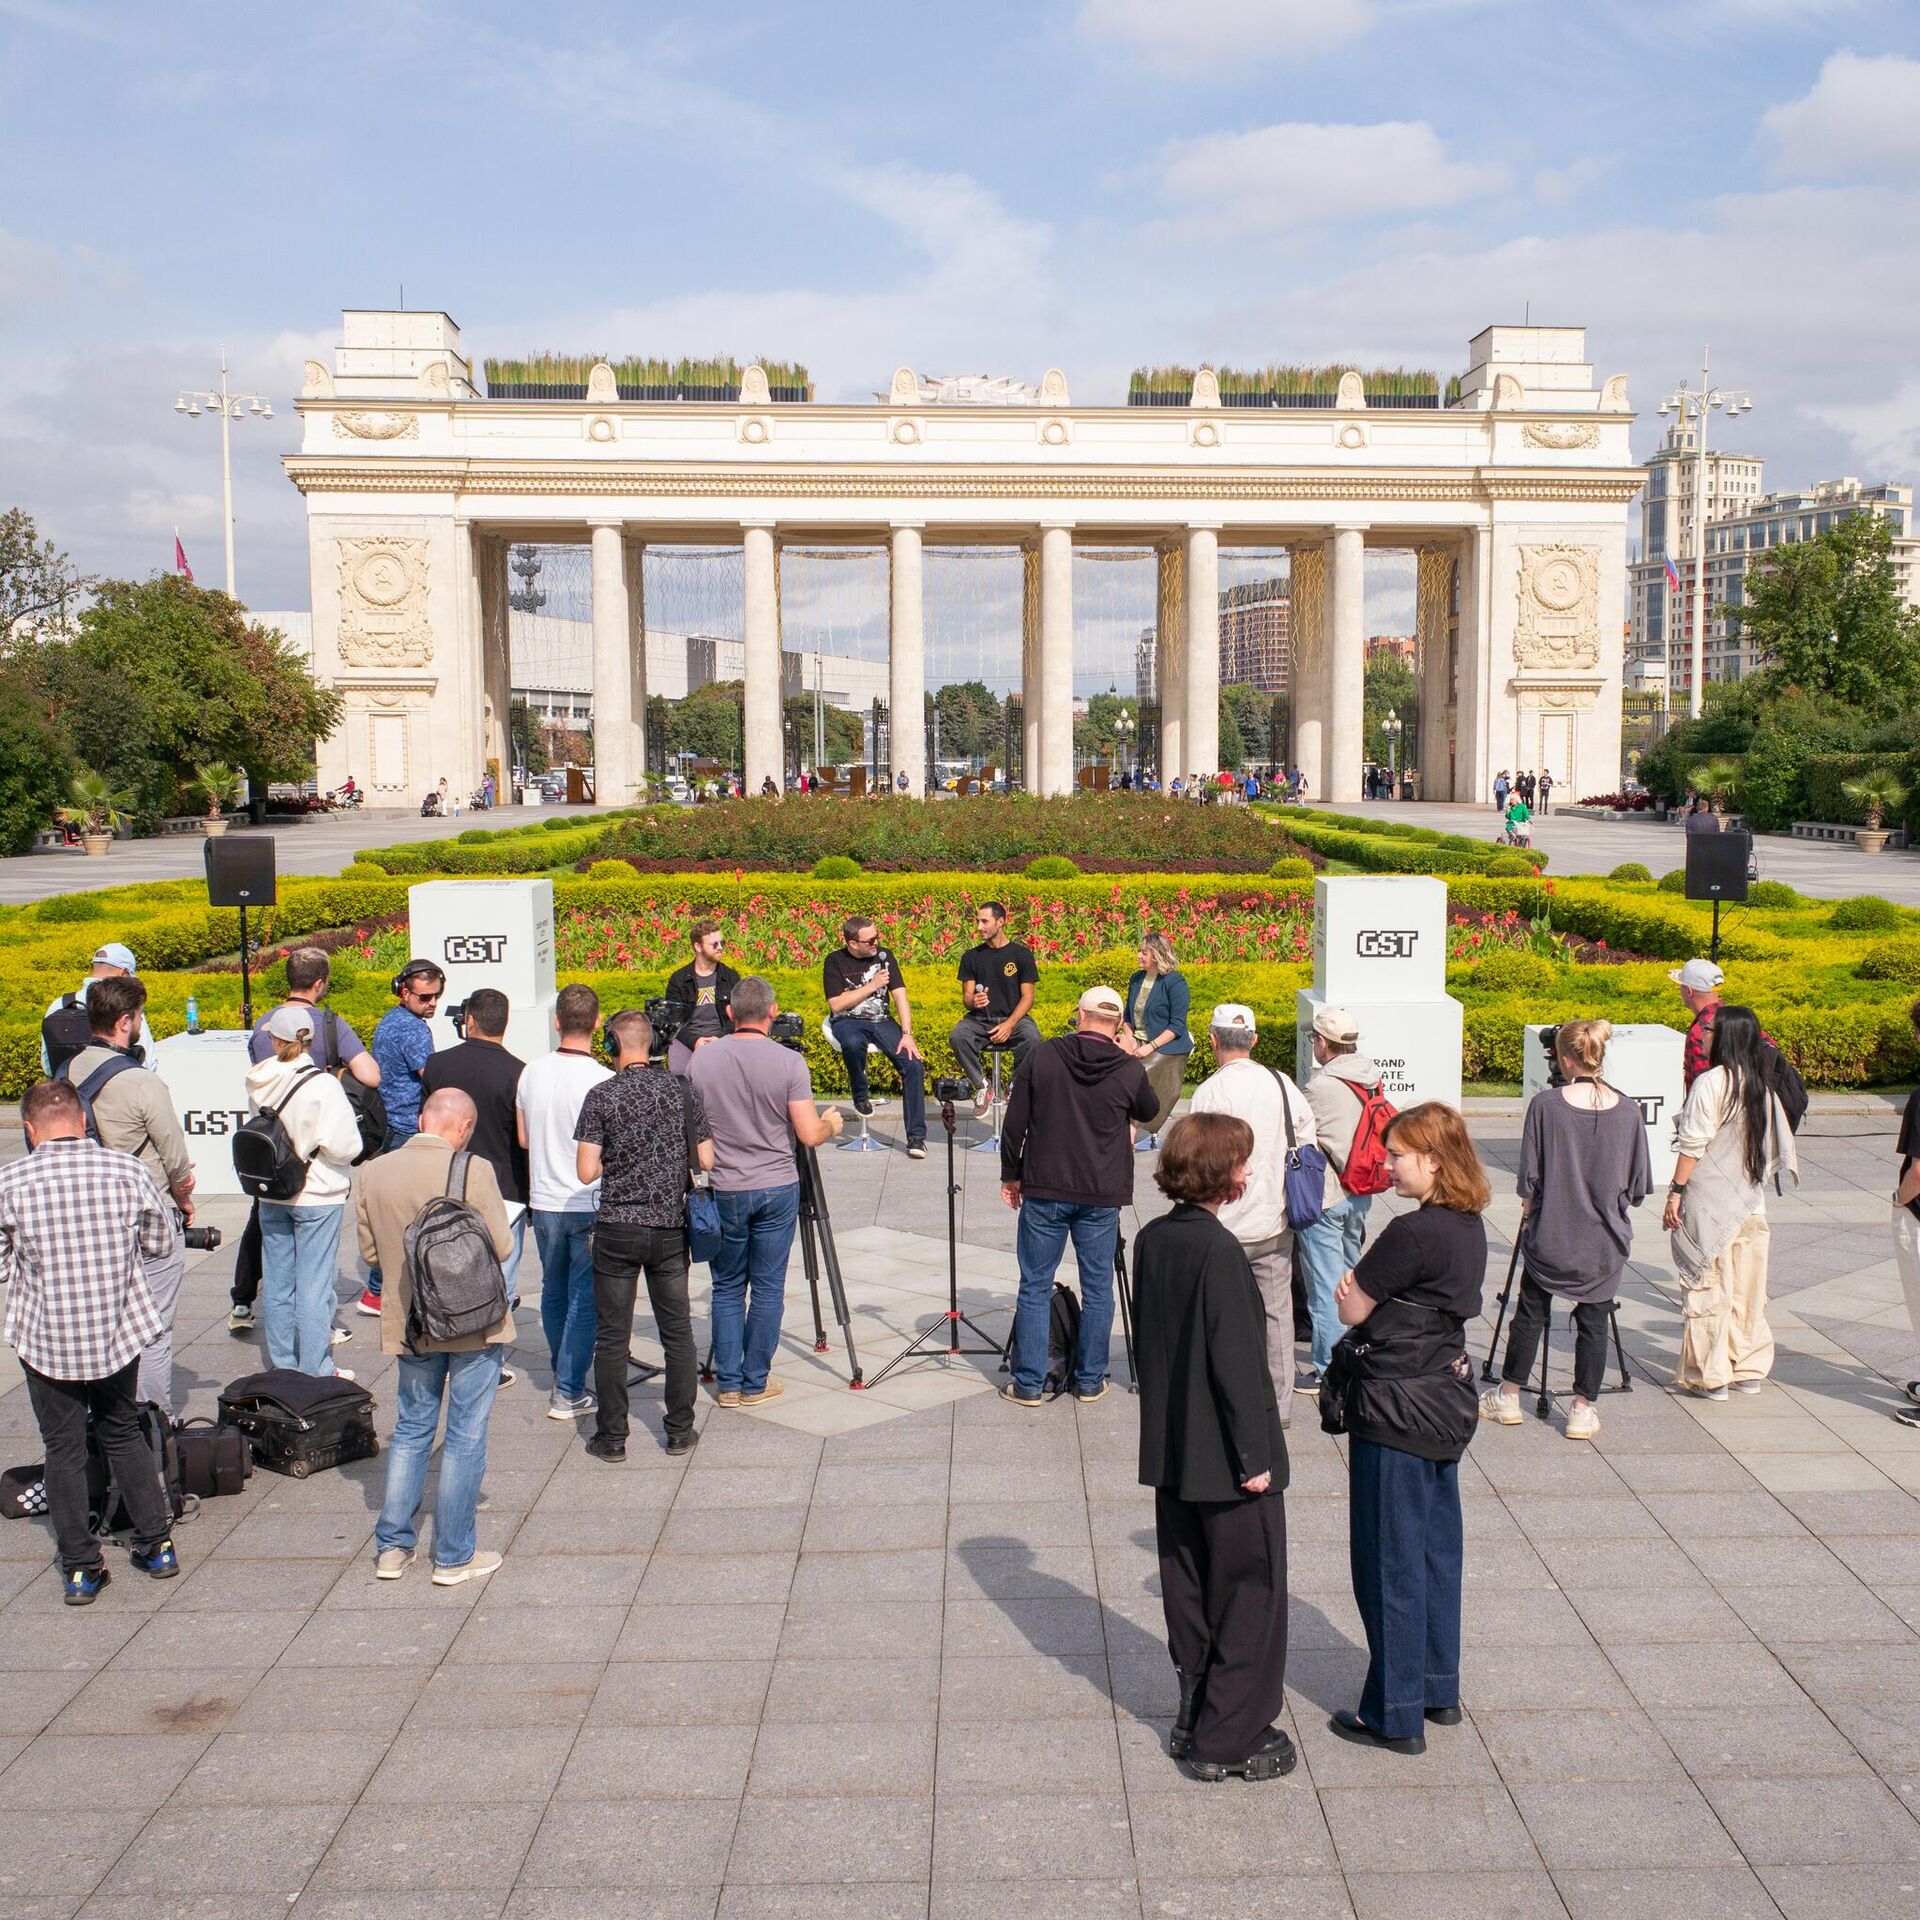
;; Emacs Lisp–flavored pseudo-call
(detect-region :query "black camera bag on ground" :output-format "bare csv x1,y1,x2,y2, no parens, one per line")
86,1400,187,1533
175,1417,252,1498
1043,1283,1082,1398
217,1368,378,1479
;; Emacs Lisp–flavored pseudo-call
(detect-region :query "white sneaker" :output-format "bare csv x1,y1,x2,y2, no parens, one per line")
332,1368,356,1382
1729,1379,1763,1395
1479,1388,1523,1426
547,1389,596,1421
1683,1382,1729,1401
431,1551,503,1587
1564,1401,1601,1441
331,1325,352,1346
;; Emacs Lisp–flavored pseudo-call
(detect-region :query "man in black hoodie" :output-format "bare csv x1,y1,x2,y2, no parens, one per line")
1000,984,1159,1406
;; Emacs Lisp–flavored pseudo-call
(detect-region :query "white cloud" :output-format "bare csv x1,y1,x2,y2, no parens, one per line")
1533,156,1612,206
1153,121,1504,230
0,229,76,313
1077,0,1373,68
1762,49,1920,179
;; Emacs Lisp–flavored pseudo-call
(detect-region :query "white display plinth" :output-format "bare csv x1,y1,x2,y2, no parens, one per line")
1523,1023,1686,1183
152,1030,253,1198
1298,877,1464,1110
407,879,557,1060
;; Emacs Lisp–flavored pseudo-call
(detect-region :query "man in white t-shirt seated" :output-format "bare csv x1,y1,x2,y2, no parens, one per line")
516,985,614,1421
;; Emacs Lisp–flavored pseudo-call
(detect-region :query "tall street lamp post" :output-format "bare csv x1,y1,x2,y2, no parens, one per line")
1114,706,1135,777
173,350,274,600
1657,350,1753,720
1382,708,1403,792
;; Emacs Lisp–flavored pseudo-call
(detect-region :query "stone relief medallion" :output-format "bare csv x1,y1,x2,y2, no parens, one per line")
587,415,616,443
1522,422,1601,450
1039,418,1071,447
337,537,433,667
1190,421,1220,448
333,411,419,441
890,418,921,446
1514,543,1600,672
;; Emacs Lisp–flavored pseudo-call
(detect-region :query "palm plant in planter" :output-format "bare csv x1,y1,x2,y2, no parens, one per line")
1842,768,1909,855
1690,757,1744,817
196,761,244,835
60,769,135,856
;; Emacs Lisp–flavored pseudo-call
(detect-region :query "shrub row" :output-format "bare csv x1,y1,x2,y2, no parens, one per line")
1264,806,1549,877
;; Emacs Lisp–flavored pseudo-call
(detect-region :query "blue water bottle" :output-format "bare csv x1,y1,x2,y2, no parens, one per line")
185,996,200,1035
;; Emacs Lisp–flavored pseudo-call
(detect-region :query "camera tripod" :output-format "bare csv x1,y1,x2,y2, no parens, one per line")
865,1093,1007,1388
1481,1237,1633,1417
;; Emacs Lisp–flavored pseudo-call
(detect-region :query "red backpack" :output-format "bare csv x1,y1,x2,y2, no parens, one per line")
1336,1077,1398,1196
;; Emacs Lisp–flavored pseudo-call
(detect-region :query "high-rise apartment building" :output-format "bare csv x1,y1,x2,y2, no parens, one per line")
1218,577,1292,693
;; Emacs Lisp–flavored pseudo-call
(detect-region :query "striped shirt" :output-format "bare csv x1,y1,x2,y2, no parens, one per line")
0,1138,171,1380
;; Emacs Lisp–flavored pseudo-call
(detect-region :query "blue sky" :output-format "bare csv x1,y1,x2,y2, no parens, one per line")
6,0,1920,638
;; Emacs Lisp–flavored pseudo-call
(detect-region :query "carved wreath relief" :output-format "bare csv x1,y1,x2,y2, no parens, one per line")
333,411,419,441
337,537,433,668
1514,543,1600,672
1521,422,1600,450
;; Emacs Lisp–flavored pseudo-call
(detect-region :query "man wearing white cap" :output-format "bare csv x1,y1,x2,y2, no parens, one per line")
1189,1004,1320,1426
41,943,156,1075
999,985,1159,1406
1671,958,1727,1091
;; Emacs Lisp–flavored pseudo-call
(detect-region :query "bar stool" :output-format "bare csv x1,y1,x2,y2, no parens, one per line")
970,1043,1016,1153
822,1015,889,1153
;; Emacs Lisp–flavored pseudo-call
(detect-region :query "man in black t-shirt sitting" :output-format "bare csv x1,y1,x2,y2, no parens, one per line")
950,901,1042,1117
822,916,926,1158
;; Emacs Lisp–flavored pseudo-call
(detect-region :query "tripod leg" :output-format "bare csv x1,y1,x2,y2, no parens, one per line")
1610,1298,1633,1392
802,1145,864,1388
1113,1236,1137,1391
1482,1240,1522,1382
798,1192,828,1355
1535,1290,1552,1420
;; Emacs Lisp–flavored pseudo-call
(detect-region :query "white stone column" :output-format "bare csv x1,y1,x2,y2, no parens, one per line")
477,535,511,793
889,524,925,797
1287,543,1325,799
1038,523,1075,797
1021,545,1040,790
590,520,635,804
742,522,781,796
1157,543,1185,784
1184,525,1221,778
1415,547,1454,800
450,518,485,796
1456,526,1492,805
1328,524,1367,803
624,540,648,793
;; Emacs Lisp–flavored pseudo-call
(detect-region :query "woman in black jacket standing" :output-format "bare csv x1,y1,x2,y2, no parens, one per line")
1331,1101,1489,1756
1135,1112,1294,1783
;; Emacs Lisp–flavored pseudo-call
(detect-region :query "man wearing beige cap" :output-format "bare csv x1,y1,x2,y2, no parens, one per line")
999,985,1159,1406
1670,958,1727,1091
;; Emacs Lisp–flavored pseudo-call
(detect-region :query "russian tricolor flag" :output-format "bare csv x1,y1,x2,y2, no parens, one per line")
1664,554,1682,593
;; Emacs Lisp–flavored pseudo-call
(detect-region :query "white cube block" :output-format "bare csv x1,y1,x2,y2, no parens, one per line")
1313,875,1449,1002
1297,990,1463,1113
153,1029,254,1197
1523,1023,1685,1183
407,879,557,1053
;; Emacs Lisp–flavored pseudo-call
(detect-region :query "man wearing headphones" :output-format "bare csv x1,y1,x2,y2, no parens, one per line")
358,959,446,1314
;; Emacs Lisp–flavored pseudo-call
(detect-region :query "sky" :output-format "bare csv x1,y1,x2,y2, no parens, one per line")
5,0,1920,690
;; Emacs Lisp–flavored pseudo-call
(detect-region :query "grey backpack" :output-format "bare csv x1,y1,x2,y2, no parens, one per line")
401,1152,509,1353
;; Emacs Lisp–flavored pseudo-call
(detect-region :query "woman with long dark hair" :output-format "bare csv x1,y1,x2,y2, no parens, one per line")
1329,1102,1489,1755
1665,1003,1796,1398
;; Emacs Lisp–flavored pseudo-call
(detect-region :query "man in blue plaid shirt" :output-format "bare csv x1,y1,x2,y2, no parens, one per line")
1,1079,182,1604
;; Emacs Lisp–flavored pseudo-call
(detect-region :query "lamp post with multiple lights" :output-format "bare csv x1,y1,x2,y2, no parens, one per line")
1113,705,1135,779
173,351,274,599
1381,707,1403,791
1657,350,1753,720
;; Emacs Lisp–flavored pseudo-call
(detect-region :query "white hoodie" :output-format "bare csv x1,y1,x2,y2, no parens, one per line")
244,1055,363,1207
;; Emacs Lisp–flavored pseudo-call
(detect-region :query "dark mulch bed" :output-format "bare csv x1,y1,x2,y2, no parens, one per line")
592,854,1322,877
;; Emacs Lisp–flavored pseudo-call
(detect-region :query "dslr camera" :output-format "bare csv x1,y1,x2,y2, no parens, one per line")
643,995,683,1066
934,1076,972,1105
1537,1023,1567,1089
769,1011,807,1049
446,997,470,1040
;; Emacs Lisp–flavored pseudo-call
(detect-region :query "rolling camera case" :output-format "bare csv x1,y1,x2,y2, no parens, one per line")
217,1368,378,1479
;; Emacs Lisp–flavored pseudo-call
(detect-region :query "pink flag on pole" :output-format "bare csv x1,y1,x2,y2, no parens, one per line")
174,533,193,582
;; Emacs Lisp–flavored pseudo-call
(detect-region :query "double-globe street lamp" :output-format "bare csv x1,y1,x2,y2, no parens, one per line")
1658,350,1754,720
1113,705,1135,778
173,350,274,600
1381,708,1403,791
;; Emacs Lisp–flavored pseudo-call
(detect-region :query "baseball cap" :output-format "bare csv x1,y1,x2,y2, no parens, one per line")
1668,958,1725,992
1310,1004,1360,1045
1078,985,1125,1018
265,1003,317,1043
92,942,137,972
1210,1003,1258,1035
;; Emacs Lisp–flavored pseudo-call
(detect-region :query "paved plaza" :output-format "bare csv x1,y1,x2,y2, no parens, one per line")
3,1095,1920,1917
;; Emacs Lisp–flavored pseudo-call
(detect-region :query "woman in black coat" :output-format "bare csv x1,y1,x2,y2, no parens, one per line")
1135,1111,1294,1783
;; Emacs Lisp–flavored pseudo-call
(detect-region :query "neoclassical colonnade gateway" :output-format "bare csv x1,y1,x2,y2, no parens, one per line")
287,314,1642,805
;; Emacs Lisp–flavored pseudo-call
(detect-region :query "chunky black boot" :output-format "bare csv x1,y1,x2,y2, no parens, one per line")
1168,1666,1204,1761
1187,1727,1297,1784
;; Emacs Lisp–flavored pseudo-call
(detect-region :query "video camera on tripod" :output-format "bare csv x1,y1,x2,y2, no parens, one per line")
643,995,683,1065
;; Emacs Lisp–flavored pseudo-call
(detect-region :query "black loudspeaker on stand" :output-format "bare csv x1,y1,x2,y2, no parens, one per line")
204,836,278,1028
1684,829,1750,964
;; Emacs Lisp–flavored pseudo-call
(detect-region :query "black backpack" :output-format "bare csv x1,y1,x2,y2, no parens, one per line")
52,1051,142,1145
1763,1042,1809,1135
86,1400,188,1534
403,1151,510,1351
232,1066,322,1201
41,994,95,1076
319,1010,389,1164
1044,1283,1082,1398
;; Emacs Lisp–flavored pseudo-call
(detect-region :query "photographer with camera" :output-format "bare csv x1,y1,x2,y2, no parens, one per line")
690,978,842,1407
61,974,197,1414
822,915,927,1158
663,920,738,1077
951,903,1041,1117
1481,1021,1650,1441
999,985,1159,1407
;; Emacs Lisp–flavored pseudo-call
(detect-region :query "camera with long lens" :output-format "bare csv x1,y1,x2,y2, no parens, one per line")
182,1224,223,1252
643,995,683,1065
769,1011,807,1049
1537,1023,1566,1088
934,1076,972,1105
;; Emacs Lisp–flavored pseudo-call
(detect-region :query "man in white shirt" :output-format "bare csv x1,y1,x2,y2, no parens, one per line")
1188,1003,1320,1429
516,985,613,1421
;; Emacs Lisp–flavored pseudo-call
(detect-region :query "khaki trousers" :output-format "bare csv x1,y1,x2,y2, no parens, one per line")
1143,1052,1186,1136
1242,1231,1296,1430
1894,1203,1920,1338
1676,1213,1773,1391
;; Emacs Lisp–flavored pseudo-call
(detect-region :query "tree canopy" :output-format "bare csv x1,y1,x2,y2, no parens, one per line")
0,506,89,640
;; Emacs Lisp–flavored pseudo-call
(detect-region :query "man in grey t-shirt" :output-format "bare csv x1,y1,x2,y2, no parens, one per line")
689,978,843,1406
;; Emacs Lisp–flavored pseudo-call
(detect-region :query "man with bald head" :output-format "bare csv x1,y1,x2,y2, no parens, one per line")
355,1086,516,1586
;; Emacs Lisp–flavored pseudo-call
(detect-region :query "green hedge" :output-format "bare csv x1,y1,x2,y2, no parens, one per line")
1261,806,1549,877
1802,754,1913,828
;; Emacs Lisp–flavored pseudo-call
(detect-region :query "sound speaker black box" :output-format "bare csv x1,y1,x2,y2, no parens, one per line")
204,835,278,908
1684,829,1749,903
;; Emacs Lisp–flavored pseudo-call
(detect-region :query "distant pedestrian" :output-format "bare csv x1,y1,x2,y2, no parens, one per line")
2,1080,182,1605
1536,771,1553,815
1685,797,1721,837
1492,770,1509,813
1892,998,1920,1429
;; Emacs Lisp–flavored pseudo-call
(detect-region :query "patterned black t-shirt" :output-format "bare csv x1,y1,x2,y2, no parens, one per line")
574,1066,712,1228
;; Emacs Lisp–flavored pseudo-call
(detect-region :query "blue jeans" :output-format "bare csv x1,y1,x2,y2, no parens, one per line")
375,1348,503,1570
833,1015,926,1145
1011,1199,1118,1398
259,1202,344,1376
534,1209,597,1398
1348,1436,1463,1741
1295,1194,1372,1370
709,1184,800,1395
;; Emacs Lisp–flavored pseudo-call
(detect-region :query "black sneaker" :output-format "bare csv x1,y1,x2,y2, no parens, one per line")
129,1538,180,1580
584,1436,626,1462
1295,1365,1324,1396
63,1565,111,1606
1188,1728,1297,1783
1895,1405,1920,1430
853,1095,874,1117
665,1430,700,1457
1905,1381,1920,1406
